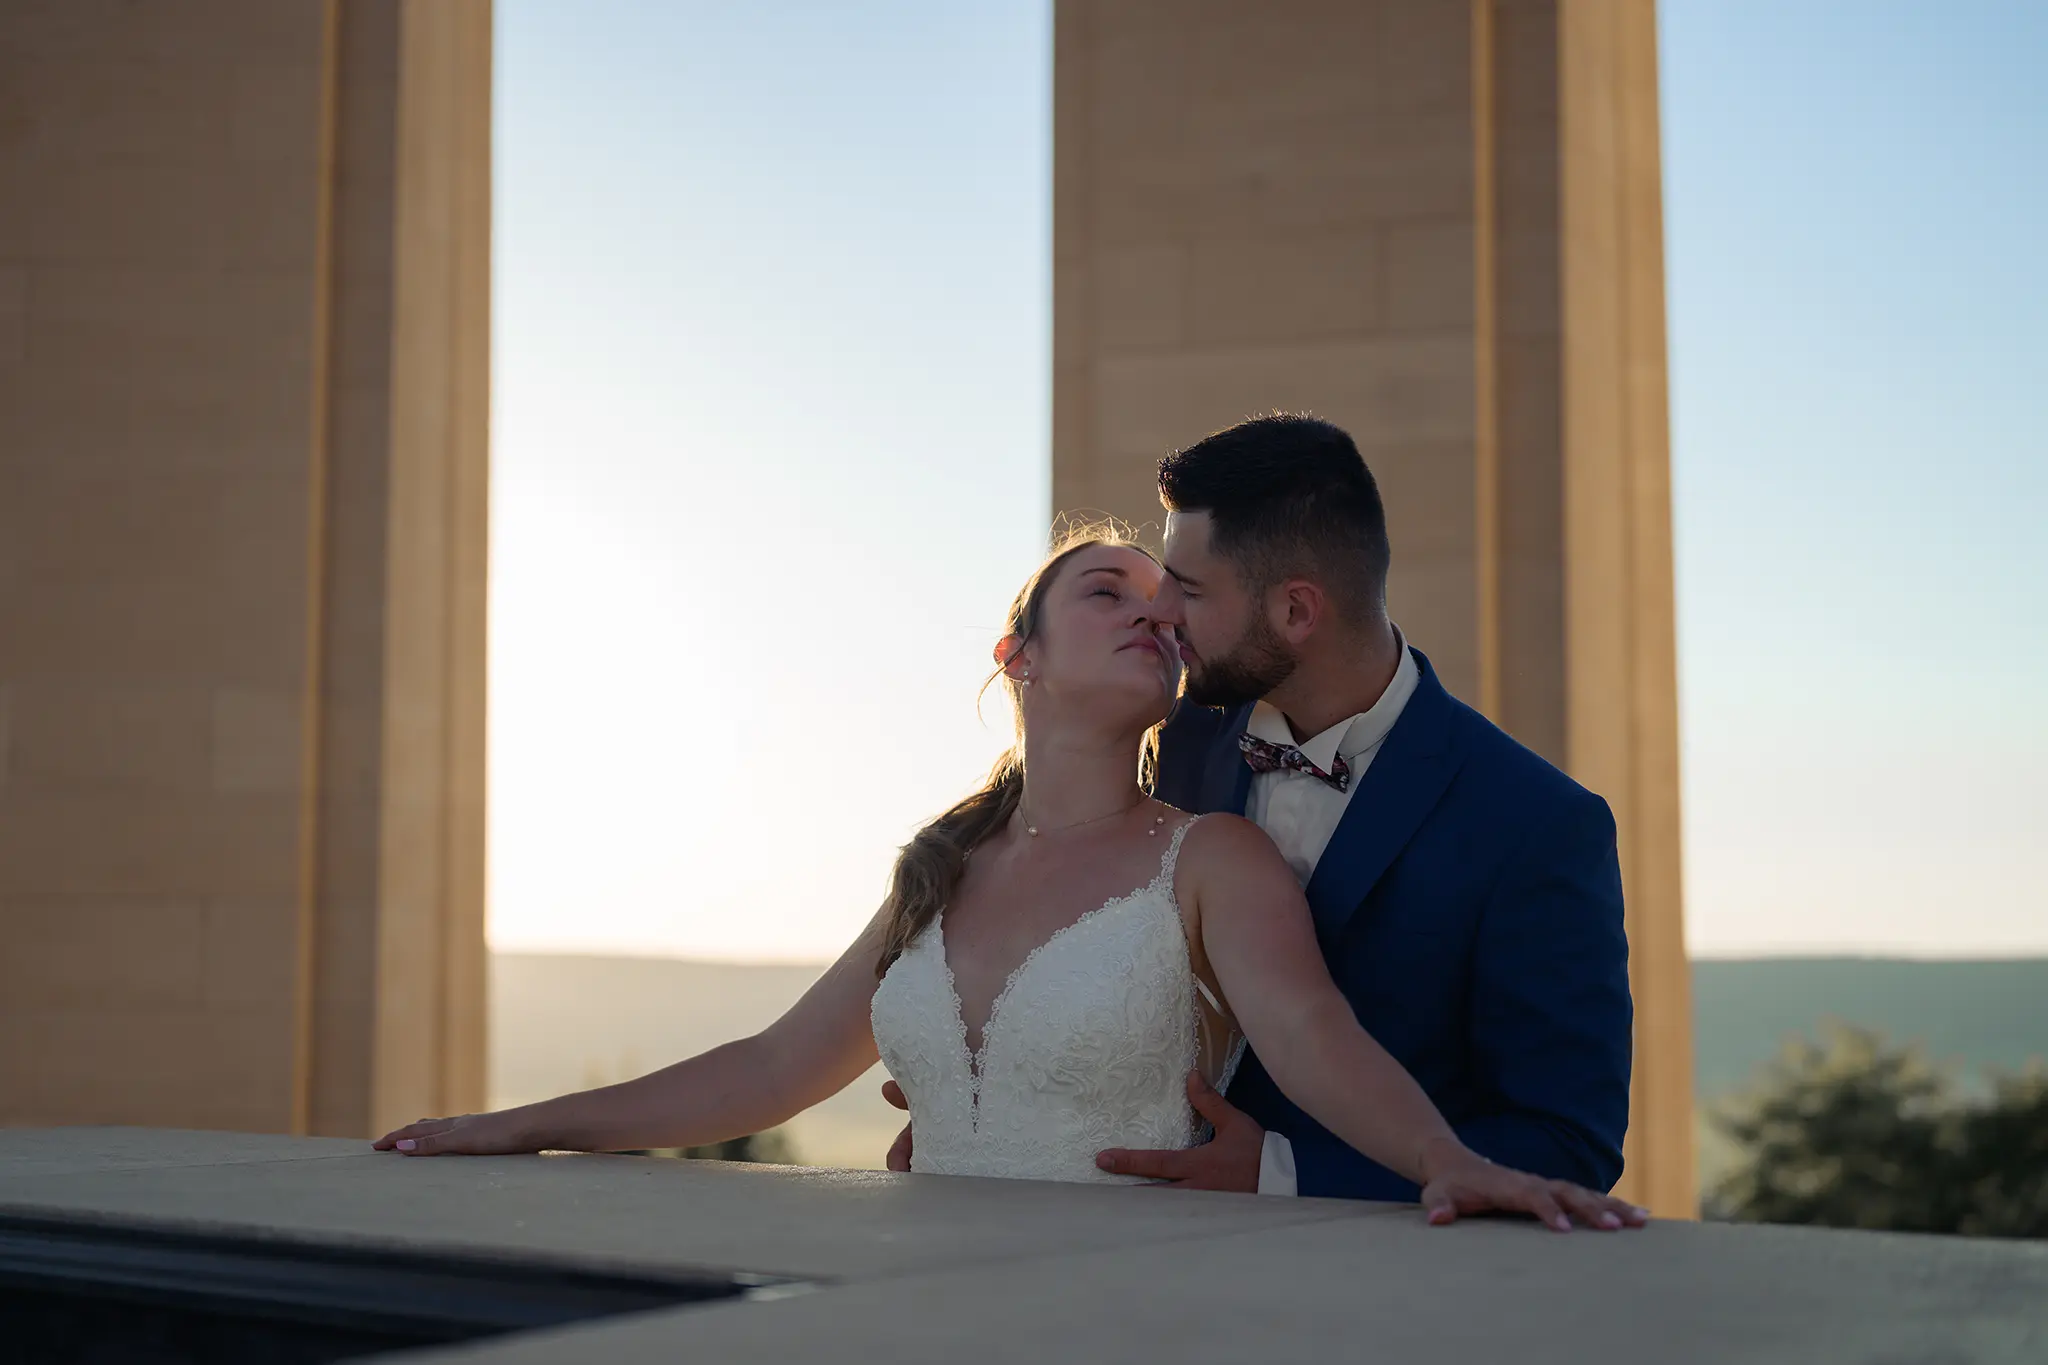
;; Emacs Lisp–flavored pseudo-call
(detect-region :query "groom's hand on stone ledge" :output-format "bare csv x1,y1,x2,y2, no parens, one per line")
881,1080,913,1172
1095,1072,1263,1192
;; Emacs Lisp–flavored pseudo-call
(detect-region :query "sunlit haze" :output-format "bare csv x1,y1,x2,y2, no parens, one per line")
488,1,2045,964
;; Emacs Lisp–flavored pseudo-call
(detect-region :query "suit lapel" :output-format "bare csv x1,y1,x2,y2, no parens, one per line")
1198,703,1256,816
1301,651,1466,948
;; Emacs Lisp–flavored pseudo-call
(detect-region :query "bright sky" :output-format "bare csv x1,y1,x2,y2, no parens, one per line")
487,1,2045,964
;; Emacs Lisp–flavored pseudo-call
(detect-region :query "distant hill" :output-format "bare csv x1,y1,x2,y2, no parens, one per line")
491,952,2048,1177
1690,957,2047,1099
490,953,904,1169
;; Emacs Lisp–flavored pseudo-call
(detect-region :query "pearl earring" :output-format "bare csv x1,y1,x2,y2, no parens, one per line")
1020,669,1032,687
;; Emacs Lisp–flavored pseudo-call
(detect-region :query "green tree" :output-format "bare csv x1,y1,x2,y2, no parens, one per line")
1706,1025,2048,1237
1943,1073,2048,1237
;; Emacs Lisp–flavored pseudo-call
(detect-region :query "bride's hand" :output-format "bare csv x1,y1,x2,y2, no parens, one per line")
372,1110,538,1157
1418,1140,1649,1232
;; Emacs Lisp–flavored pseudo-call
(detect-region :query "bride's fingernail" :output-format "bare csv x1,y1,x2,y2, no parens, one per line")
1554,1215,1571,1232
396,1139,416,1152
1599,1212,1621,1229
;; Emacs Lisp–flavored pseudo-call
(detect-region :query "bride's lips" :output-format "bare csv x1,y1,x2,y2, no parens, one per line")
1119,637,1165,660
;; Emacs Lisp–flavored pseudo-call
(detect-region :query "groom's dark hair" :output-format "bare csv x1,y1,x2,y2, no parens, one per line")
1156,413,1391,623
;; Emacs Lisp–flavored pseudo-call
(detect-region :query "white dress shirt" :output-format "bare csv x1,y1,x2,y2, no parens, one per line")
1244,633,1421,1195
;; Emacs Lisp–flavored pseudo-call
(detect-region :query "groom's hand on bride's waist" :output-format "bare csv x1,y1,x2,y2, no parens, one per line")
1095,1072,1263,1193
881,1079,913,1173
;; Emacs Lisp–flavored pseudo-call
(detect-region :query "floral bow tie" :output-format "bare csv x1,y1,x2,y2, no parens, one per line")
1238,732,1351,792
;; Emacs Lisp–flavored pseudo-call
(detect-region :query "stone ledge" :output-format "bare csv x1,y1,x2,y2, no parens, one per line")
2,1127,2043,1363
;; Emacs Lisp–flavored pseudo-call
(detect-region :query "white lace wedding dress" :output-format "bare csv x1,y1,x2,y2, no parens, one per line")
870,818,1244,1184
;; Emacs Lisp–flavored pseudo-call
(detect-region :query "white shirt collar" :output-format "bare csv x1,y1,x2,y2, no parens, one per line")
1245,628,1420,776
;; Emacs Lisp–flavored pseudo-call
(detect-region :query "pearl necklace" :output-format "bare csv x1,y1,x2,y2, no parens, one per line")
1021,794,1167,838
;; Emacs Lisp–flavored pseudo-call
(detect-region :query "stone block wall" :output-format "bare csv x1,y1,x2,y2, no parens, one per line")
0,0,491,1140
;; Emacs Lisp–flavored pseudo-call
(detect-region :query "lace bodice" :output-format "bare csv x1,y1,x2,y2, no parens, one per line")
871,818,1241,1184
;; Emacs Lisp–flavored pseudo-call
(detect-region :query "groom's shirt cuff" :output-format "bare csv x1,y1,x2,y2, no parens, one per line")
1257,1131,1298,1196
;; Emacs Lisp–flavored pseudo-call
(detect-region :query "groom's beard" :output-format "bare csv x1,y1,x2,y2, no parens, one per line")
1184,615,1298,708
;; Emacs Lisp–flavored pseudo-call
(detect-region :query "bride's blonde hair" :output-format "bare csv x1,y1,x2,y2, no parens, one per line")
876,518,1164,975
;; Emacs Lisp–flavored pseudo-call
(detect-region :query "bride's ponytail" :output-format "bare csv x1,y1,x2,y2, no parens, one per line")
875,519,1159,975
875,751,1024,973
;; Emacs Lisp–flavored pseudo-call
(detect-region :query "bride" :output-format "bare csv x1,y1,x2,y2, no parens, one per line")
377,528,1645,1232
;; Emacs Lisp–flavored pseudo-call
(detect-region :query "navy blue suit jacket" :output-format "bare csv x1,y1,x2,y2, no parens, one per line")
1154,648,1633,1201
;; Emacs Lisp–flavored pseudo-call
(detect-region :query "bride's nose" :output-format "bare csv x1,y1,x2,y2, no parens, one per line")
1127,603,1174,645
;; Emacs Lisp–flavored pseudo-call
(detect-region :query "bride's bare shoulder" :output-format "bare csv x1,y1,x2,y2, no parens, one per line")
1172,812,1295,886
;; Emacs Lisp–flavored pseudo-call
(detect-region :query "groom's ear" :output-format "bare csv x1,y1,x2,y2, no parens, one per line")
1272,577,1327,645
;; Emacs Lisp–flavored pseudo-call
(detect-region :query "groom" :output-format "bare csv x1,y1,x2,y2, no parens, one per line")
889,413,1633,1201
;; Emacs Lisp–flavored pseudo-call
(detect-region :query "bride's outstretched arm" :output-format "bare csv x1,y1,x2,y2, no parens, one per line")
373,912,889,1156
1183,816,1643,1229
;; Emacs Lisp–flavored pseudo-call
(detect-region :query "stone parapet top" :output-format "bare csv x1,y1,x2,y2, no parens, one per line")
2,1127,2043,1363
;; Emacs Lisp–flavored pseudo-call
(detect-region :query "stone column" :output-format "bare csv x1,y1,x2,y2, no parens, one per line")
1053,0,1695,1214
0,0,491,1141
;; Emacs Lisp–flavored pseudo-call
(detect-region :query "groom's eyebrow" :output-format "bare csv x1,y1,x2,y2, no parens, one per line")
1163,565,1200,588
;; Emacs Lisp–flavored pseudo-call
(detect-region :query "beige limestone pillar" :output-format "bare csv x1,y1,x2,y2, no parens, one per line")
0,0,491,1141
1053,0,1695,1214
